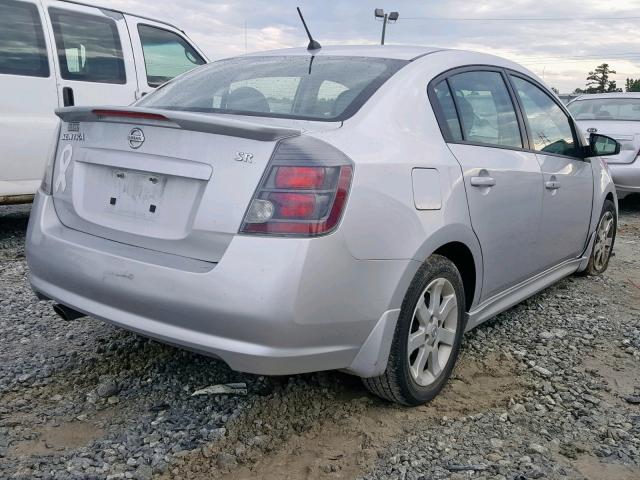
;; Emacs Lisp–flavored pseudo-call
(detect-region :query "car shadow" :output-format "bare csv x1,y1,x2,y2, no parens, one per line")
619,194,640,213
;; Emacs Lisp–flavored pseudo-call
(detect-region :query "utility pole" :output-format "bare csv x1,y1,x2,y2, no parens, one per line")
375,9,399,45
380,12,388,45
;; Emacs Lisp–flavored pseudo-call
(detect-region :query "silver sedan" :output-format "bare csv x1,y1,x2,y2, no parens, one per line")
568,92,640,199
27,45,619,405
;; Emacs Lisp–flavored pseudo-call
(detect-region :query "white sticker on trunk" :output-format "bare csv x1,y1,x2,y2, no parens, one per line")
55,144,73,193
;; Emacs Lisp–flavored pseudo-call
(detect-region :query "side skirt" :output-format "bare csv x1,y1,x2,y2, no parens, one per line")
465,257,584,331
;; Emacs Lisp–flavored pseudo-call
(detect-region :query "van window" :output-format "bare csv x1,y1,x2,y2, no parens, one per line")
511,76,579,158
49,8,126,84
138,25,205,87
448,71,522,148
0,0,49,77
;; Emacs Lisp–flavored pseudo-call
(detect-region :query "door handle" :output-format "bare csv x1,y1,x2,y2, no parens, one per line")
62,87,74,107
545,180,561,190
470,176,496,187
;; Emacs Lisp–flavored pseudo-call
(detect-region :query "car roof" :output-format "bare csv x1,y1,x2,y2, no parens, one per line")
243,45,445,61
572,92,640,101
240,45,542,85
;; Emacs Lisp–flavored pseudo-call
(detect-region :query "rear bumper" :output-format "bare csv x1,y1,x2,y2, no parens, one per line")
608,162,640,198
26,193,417,377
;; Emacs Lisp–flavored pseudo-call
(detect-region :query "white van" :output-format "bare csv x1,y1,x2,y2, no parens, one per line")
0,0,208,204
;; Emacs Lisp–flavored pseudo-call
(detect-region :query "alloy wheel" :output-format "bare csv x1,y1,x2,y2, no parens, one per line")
593,211,615,271
407,277,459,387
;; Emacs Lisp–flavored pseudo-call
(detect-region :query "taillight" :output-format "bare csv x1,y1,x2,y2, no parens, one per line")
269,192,316,219
240,136,353,237
41,121,62,195
275,166,326,189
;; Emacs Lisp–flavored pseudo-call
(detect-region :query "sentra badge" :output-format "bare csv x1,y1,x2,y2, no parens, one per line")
128,128,145,149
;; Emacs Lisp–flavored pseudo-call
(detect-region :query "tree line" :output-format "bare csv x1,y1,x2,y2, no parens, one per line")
572,63,640,94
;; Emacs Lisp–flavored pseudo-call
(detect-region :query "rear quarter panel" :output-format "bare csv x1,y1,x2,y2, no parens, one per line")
311,52,484,308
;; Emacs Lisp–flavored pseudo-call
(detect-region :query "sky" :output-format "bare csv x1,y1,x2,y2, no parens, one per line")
85,0,640,93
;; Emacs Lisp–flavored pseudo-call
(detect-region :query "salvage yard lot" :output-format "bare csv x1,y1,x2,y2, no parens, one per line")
1,203,639,480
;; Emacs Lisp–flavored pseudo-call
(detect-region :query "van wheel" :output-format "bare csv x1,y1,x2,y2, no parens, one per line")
362,255,466,406
583,199,616,276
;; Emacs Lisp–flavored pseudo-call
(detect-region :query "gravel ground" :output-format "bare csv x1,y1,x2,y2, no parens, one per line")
0,200,639,480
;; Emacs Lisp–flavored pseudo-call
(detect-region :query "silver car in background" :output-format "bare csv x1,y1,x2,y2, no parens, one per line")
568,93,640,199
27,46,620,405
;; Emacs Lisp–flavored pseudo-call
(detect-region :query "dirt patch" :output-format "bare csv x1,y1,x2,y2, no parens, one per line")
185,352,525,480
583,351,640,408
583,354,640,395
575,455,640,480
10,420,104,457
219,405,398,480
429,351,526,418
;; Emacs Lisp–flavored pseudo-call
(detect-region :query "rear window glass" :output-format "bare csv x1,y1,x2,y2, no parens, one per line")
138,24,205,87
0,0,49,77
568,98,640,121
49,8,126,84
137,56,407,121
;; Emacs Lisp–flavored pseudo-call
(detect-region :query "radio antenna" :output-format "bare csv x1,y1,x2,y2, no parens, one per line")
297,7,321,51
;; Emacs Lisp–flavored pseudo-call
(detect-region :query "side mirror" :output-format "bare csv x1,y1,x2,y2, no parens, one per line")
588,133,620,157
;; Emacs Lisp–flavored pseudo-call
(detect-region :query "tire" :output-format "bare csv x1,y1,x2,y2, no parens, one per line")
362,255,466,406
582,199,616,276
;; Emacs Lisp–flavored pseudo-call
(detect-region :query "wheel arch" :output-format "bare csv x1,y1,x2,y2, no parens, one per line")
433,242,477,312
408,224,483,312
605,191,615,204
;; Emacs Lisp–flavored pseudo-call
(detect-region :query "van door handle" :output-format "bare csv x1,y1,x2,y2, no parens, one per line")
62,87,74,107
470,176,496,187
545,180,561,190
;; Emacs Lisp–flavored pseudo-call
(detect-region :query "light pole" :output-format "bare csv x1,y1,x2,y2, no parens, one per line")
375,8,399,45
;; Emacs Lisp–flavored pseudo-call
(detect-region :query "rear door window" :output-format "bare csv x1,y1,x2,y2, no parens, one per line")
49,8,126,84
448,71,522,148
432,80,462,141
137,25,205,87
314,80,349,117
227,77,301,114
511,76,580,158
0,0,49,77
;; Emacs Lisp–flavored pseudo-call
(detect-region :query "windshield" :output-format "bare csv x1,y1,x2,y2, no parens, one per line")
137,55,407,121
568,98,640,121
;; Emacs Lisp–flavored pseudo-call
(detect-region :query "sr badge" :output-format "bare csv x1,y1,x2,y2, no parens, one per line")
234,152,254,163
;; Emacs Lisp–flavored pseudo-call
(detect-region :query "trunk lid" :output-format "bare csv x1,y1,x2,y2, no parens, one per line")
51,107,339,262
575,120,640,164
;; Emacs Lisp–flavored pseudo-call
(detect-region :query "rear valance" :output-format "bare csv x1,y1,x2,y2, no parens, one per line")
55,106,301,142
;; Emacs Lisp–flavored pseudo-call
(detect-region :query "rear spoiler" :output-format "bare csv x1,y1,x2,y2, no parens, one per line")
55,106,301,142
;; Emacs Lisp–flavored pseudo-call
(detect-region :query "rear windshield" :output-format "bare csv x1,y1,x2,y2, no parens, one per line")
137,55,407,121
568,98,640,121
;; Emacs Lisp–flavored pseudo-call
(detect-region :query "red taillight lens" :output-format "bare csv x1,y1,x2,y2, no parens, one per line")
269,192,316,219
242,166,352,236
275,166,326,189
240,136,353,237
